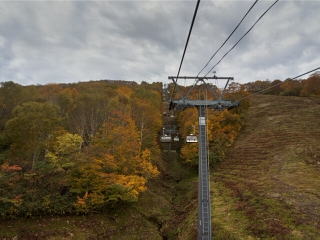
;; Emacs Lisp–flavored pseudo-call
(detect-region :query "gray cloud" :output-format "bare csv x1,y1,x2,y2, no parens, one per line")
0,0,319,86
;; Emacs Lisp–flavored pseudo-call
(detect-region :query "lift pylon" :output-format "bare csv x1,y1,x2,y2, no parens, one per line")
168,75,238,240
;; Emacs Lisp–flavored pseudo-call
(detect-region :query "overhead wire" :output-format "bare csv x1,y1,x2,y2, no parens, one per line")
237,66,320,102
197,0,259,77
182,0,277,101
169,0,201,108
203,0,280,77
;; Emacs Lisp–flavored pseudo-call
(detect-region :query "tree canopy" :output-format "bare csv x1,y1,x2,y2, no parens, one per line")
0,80,161,217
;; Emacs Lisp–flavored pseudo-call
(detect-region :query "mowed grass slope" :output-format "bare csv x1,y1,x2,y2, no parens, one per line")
213,94,320,239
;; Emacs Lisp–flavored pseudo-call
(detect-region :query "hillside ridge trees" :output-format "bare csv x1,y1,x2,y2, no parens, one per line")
0,81,162,217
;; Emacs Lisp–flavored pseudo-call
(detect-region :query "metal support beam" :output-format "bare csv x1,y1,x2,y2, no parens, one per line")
172,99,239,111
198,105,211,240
168,75,234,110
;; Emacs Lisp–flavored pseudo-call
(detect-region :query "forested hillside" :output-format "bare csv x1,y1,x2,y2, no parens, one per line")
1,77,320,239
241,72,320,97
0,81,162,217
0,79,251,239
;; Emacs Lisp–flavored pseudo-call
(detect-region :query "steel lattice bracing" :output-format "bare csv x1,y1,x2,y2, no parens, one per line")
198,105,211,240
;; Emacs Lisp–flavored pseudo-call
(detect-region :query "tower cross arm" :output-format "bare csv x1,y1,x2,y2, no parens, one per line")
171,99,239,110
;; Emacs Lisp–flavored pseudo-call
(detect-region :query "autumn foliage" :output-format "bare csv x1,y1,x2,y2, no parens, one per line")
242,72,320,97
0,80,161,217
177,84,248,167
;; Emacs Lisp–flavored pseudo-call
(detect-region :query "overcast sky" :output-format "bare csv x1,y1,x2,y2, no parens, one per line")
0,0,319,86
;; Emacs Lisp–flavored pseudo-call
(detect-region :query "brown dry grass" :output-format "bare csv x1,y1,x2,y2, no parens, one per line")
213,94,320,239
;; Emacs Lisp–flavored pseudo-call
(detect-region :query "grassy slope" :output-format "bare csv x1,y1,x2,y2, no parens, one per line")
212,94,320,239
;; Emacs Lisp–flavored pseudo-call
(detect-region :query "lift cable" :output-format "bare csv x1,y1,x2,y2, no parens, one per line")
197,0,259,77
203,0,280,77
237,66,320,102
169,0,201,107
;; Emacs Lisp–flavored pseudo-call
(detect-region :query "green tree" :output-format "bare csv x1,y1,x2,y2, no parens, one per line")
5,102,61,170
45,132,83,169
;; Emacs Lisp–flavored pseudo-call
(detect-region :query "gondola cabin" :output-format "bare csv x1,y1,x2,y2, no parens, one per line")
160,134,172,143
173,136,179,142
186,134,198,143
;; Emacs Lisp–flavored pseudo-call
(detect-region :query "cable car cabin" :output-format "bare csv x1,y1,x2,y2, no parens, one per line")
160,134,172,143
186,135,198,143
173,136,180,142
